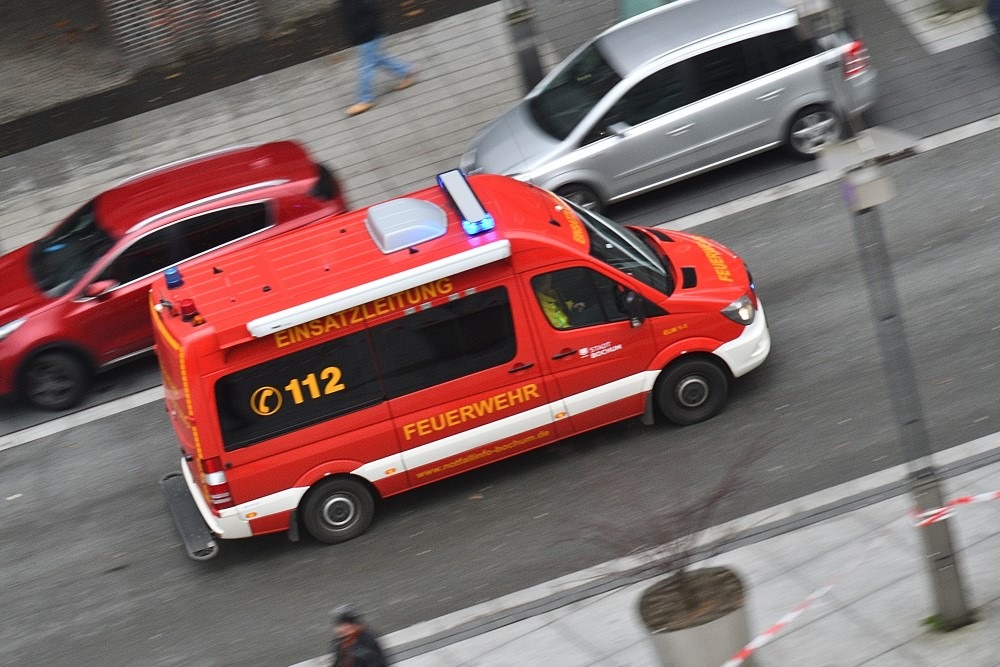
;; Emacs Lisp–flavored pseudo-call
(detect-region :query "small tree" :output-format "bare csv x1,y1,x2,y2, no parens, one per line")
582,439,772,632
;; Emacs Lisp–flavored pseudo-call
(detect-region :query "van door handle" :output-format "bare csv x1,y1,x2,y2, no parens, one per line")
509,362,535,373
552,348,578,360
666,123,693,136
757,88,784,101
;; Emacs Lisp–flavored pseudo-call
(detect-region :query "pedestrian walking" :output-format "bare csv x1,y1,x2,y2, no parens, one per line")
339,0,416,116
329,604,389,667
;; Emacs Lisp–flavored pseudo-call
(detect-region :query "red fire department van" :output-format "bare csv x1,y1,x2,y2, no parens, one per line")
154,170,770,560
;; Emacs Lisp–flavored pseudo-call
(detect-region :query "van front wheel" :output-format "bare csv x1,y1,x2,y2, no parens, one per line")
655,359,729,426
303,478,375,544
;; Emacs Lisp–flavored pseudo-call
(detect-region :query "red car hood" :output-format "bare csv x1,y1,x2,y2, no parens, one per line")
0,245,51,323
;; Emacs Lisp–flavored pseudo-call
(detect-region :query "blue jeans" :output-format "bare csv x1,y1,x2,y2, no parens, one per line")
357,36,411,104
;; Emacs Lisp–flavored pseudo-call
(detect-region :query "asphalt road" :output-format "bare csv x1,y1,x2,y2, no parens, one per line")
2,127,998,666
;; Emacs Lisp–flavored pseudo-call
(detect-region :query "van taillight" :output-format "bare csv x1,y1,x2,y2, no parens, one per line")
842,40,870,78
202,456,234,510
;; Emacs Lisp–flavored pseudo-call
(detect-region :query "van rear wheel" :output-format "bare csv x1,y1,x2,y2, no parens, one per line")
655,358,728,426
303,478,375,544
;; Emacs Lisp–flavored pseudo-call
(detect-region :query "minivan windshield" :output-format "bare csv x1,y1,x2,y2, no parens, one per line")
567,200,674,296
528,43,622,140
29,201,115,297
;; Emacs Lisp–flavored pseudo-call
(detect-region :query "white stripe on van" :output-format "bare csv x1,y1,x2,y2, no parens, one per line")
220,372,659,530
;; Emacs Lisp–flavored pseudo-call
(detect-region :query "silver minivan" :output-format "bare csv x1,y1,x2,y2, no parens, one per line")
461,0,878,211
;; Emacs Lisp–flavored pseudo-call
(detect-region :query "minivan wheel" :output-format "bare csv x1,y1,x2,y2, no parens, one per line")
302,478,375,544
786,107,841,158
655,358,729,426
556,184,603,213
22,351,88,411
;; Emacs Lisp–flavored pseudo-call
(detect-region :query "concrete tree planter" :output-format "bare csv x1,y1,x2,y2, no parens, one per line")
638,566,753,667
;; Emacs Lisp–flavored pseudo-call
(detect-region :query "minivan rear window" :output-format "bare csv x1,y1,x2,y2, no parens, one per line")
528,43,622,140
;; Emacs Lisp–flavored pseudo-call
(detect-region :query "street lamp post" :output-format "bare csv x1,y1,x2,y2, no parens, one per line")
810,0,973,625
820,128,973,632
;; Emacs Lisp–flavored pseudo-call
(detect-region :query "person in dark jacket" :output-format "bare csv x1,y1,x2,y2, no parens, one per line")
339,0,415,116
329,605,389,667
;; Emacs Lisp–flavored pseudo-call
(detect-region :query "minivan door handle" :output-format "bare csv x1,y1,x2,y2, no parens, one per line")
666,123,694,136
756,88,784,101
551,348,578,360
509,362,535,373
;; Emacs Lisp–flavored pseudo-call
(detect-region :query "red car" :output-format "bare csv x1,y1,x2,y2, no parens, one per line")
0,141,348,410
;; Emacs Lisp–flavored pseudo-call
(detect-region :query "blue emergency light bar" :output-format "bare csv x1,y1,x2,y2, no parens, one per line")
437,169,495,235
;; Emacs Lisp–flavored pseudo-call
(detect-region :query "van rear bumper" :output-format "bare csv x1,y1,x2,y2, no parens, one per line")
715,300,771,378
160,471,220,561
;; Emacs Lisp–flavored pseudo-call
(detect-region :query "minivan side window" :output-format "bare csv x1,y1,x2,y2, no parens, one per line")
373,287,516,398
750,29,819,73
532,267,631,330
689,42,756,100
584,65,689,144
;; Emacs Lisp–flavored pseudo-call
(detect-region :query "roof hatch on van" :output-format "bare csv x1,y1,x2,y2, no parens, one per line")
366,198,448,254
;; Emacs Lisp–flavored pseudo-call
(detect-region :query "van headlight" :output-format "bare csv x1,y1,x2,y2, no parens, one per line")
0,318,26,341
721,296,755,325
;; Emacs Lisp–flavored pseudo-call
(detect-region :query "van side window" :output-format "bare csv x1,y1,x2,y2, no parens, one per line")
751,29,819,73
177,202,270,260
532,268,631,330
689,42,755,100
373,287,516,398
584,65,689,143
215,330,382,451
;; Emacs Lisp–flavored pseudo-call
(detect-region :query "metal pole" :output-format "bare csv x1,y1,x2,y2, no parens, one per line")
848,200,972,630
817,4,972,627
504,0,544,94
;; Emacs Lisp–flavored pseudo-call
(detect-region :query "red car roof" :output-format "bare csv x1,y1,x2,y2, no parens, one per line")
95,141,319,237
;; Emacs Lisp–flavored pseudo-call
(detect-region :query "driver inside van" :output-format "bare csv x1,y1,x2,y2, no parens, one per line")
534,273,585,329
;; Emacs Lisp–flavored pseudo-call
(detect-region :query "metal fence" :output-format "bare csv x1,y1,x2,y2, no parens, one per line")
102,0,264,72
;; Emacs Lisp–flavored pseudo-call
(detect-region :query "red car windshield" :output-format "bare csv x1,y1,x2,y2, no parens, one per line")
29,201,115,297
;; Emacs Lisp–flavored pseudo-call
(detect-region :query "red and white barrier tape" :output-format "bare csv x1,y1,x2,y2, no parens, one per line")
720,585,832,667
913,489,1000,527
720,526,893,667
720,486,1000,666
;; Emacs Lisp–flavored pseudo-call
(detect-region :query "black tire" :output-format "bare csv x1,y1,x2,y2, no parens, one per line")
21,350,88,411
302,478,375,544
785,106,841,158
556,183,603,213
655,358,729,426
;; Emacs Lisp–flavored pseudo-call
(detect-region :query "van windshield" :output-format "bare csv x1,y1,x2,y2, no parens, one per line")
528,43,622,140
567,201,674,296
29,201,116,297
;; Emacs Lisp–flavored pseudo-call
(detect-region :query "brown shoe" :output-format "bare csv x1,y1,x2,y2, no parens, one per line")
396,71,417,91
346,102,374,116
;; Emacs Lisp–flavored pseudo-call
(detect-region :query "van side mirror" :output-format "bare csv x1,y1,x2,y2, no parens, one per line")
624,291,645,327
608,122,630,137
